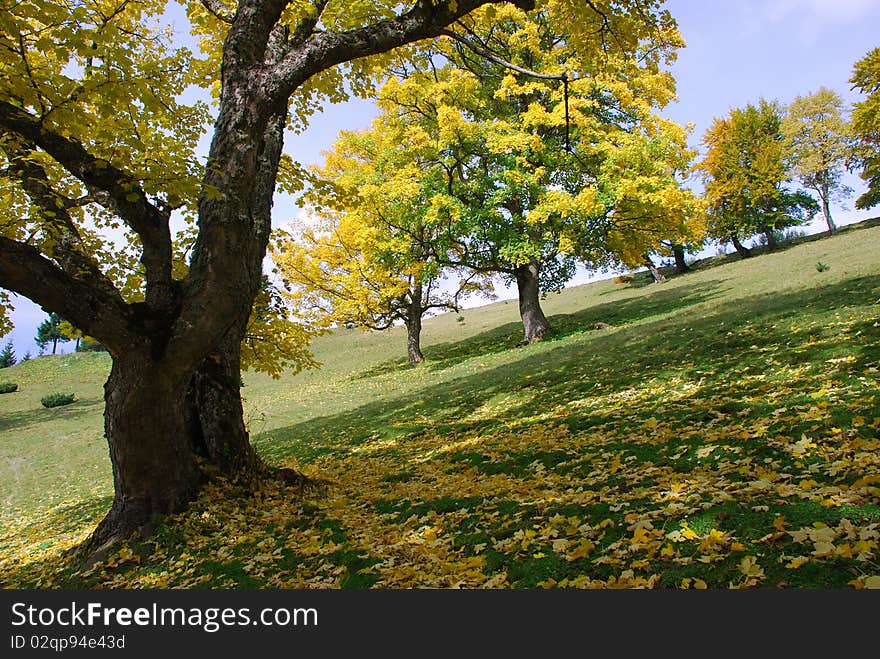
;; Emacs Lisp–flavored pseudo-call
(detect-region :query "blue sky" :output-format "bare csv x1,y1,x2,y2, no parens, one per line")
3,0,879,359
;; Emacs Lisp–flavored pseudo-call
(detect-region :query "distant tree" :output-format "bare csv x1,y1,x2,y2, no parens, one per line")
58,320,83,351
276,113,491,364
35,313,69,355
782,88,854,235
288,13,697,346
0,340,15,367
20,350,32,362
659,240,700,274
696,99,817,256
850,47,880,210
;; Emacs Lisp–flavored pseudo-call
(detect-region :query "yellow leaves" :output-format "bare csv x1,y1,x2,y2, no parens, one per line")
680,577,708,590
680,523,699,541
785,556,810,569
564,540,595,562
698,529,729,554
849,574,880,590
739,556,764,581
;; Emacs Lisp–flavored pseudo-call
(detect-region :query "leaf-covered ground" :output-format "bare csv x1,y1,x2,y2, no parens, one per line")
1,223,879,589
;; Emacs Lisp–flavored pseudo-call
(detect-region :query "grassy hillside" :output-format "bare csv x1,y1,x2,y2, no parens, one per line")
1,221,879,589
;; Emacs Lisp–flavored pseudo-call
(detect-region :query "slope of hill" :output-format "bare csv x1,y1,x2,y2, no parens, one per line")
1,221,878,588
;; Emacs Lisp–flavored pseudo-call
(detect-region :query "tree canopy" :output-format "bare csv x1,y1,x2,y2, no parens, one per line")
278,7,698,343
850,47,880,210
781,87,853,235
696,99,816,255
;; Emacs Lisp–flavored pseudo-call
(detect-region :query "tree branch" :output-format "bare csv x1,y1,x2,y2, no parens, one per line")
2,135,127,307
439,28,567,81
0,100,175,310
0,237,133,352
269,0,537,101
201,0,236,23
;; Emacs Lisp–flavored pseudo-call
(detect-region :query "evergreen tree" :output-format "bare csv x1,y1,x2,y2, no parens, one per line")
35,313,69,355
0,340,15,368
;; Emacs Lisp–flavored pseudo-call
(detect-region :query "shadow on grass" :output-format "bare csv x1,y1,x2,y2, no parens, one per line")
0,397,104,436
254,274,880,464
356,279,727,379
0,494,111,588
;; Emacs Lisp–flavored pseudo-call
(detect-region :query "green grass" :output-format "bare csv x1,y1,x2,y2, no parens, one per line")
1,219,879,589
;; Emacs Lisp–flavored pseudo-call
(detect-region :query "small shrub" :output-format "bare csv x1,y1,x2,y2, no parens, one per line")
41,392,76,408
815,262,830,272
614,274,634,284
456,316,465,323
0,382,17,394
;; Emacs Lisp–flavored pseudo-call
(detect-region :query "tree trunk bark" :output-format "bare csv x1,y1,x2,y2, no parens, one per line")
83,349,203,555
672,244,689,273
81,321,265,557
644,254,666,283
185,320,260,474
515,261,551,344
52,337,57,354
762,227,778,251
821,197,836,235
405,286,425,364
730,235,752,258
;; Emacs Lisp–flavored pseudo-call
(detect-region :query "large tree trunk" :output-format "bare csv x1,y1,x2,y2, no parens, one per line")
84,349,203,555
644,254,666,283
821,196,836,235
515,261,551,344
672,244,689,273
730,235,752,258
82,326,263,557
405,286,425,364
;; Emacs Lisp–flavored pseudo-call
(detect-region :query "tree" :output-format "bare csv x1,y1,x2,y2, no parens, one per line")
696,100,817,256
0,0,680,553
850,47,880,210
296,10,696,344
276,100,494,364
782,88,854,235
36,313,70,355
0,340,14,368
277,211,485,366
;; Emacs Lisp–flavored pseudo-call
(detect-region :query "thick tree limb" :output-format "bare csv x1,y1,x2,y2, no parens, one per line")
0,101,174,310
0,237,133,351
3,136,126,308
268,0,537,101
